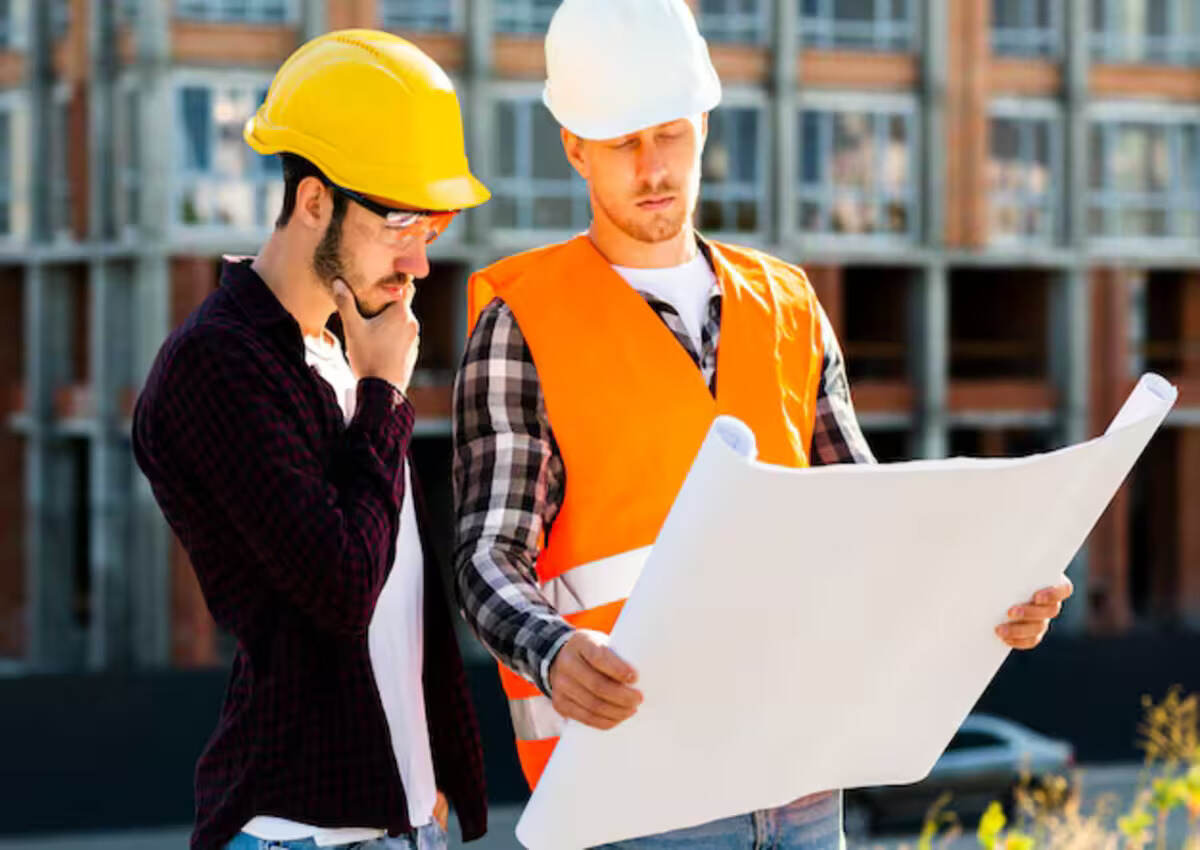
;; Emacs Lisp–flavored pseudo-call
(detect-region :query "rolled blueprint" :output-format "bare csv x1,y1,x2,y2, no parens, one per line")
517,373,1177,850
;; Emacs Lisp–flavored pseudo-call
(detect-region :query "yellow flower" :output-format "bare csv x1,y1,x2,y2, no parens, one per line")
978,801,1007,850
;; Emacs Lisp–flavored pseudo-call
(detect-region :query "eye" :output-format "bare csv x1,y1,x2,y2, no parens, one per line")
387,211,423,229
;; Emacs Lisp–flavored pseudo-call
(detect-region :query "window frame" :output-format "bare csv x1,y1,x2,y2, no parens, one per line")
698,87,772,242
1090,0,1200,66
487,80,591,244
379,0,465,33
986,98,1064,248
699,0,771,45
1086,100,1200,256
172,0,298,25
493,0,558,36
0,90,20,242
48,81,73,243
794,90,921,249
114,71,142,239
990,0,1062,59
169,68,281,239
799,0,920,53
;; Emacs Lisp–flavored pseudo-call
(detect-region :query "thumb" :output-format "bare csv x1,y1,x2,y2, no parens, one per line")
331,279,363,331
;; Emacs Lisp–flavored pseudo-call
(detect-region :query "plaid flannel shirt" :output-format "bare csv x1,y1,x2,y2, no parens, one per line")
133,259,487,850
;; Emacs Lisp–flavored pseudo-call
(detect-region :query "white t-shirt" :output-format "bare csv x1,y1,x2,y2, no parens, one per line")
611,252,717,353
242,330,437,847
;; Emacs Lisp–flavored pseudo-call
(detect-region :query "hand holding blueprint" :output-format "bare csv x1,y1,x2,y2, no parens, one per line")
516,374,1178,850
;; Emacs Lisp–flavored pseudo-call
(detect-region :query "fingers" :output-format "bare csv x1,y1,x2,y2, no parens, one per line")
331,278,362,330
1032,577,1074,605
433,791,449,831
564,656,642,711
553,687,627,730
582,641,638,685
996,620,1049,649
1007,601,1062,621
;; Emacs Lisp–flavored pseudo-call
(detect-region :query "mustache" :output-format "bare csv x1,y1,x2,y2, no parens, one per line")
373,273,414,289
633,180,680,200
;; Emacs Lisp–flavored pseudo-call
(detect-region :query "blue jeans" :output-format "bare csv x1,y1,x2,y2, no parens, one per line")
591,791,843,849
224,821,447,850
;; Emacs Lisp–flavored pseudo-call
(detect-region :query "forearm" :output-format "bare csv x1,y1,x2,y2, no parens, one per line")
454,540,574,694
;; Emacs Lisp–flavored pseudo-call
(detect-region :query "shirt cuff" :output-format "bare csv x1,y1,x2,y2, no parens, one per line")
353,378,414,438
533,620,575,697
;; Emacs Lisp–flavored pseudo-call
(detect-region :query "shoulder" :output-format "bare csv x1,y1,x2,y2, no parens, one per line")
707,239,817,309
471,239,579,291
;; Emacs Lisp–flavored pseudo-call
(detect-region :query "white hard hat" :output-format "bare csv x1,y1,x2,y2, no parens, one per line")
542,0,722,141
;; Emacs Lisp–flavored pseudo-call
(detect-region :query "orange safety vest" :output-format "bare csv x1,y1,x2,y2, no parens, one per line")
466,234,824,789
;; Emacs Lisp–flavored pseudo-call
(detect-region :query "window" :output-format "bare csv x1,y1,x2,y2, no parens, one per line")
49,90,72,239
116,85,141,232
797,100,916,239
380,0,461,32
0,0,11,49
988,105,1061,244
1091,0,1199,65
0,110,10,235
992,0,1060,58
494,0,558,35
174,0,293,24
1088,117,1200,242
800,0,915,52
492,96,588,231
700,106,768,235
699,0,770,44
52,0,71,38
175,80,282,231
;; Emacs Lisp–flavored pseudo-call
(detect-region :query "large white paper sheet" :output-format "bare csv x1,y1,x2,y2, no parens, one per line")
516,374,1178,850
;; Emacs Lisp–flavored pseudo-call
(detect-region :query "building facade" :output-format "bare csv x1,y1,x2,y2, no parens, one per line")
0,0,1197,674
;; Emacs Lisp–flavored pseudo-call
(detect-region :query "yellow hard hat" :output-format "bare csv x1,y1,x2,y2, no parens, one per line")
245,29,489,211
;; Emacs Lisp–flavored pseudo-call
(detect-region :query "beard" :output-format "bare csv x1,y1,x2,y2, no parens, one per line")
594,177,692,244
312,217,399,319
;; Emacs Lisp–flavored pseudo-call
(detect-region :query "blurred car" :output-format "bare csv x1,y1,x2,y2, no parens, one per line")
843,713,1075,839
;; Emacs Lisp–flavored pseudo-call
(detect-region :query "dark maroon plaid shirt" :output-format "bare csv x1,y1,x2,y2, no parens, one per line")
132,259,486,850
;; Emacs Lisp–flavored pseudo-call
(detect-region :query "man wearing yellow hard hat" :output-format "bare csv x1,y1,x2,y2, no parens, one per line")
452,1,1074,846
133,31,489,850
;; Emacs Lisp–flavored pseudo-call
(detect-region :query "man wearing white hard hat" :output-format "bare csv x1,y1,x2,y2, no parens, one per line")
452,1,1074,846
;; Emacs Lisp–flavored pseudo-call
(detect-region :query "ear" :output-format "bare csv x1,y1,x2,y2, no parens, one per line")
295,175,331,230
561,127,589,181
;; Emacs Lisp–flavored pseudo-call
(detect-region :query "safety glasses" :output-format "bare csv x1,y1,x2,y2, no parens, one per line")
321,177,458,249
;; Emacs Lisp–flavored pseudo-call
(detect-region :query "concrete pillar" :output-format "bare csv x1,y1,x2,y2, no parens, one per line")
1050,268,1091,633
773,0,798,247
922,0,948,249
914,263,949,459
302,0,328,41
128,0,172,667
24,263,83,669
462,0,494,250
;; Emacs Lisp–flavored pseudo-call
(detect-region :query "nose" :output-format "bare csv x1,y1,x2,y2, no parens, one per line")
635,139,668,187
393,236,430,280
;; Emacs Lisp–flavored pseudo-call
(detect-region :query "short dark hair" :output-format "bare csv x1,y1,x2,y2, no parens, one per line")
275,153,347,228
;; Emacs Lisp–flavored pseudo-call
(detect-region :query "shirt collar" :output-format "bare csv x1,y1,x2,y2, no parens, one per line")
219,256,307,358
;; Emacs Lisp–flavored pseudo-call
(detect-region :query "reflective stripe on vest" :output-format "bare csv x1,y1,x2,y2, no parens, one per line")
504,547,651,744
469,235,823,789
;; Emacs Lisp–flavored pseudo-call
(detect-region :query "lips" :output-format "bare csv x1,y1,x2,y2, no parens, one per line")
637,196,675,212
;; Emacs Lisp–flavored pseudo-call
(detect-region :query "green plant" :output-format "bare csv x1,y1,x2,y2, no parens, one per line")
903,688,1200,850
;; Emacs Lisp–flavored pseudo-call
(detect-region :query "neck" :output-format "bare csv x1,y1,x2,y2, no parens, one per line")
251,231,334,338
587,216,697,269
